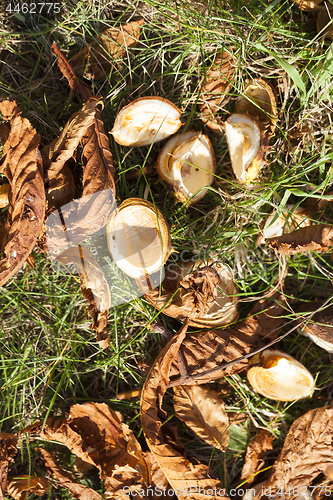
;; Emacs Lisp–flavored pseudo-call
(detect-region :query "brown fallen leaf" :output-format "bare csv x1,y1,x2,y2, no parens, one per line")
25,402,149,487
143,452,172,497
168,285,287,386
41,97,103,214
199,50,236,135
296,301,333,351
173,384,230,451
0,99,46,287
38,448,101,500
44,163,75,213
51,42,92,102
43,44,116,256
42,97,102,182
256,406,333,500
140,321,230,500
104,464,145,499
0,432,18,500
241,430,274,484
56,246,111,348
70,20,144,80
142,261,238,328
7,475,49,500
266,224,333,255
103,452,172,499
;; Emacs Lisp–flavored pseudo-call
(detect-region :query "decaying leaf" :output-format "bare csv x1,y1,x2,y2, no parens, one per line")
0,432,18,500
142,261,238,328
296,302,333,353
7,475,49,500
103,464,145,499
56,246,111,348
38,448,101,500
70,20,144,80
241,430,274,483
199,50,236,135
44,164,75,213
0,100,46,287
256,406,333,500
141,321,230,500
173,384,230,451
42,97,102,182
25,402,149,488
266,224,333,255
41,97,103,213
143,452,172,496
44,44,116,255
168,285,287,386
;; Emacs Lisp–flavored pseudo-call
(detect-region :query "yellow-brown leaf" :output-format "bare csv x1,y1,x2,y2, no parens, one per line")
140,322,229,500
173,384,230,451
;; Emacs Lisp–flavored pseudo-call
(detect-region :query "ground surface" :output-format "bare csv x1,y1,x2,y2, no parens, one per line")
1,0,333,498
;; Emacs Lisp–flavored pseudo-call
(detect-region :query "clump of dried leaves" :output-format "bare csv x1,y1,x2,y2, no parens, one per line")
2,9,333,500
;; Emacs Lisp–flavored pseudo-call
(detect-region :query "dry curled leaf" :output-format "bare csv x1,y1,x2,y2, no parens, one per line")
25,402,148,489
70,20,144,80
241,430,274,483
7,476,49,500
44,44,116,255
266,224,333,255
103,452,172,499
142,261,238,328
0,432,17,500
0,100,46,287
140,321,230,500
256,406,333,500
296,302,333,352
41,97,103,213
173,384,230,451
56,246,111,348
38,448,101,500
180,267,221,316
199,51,236,135
168,285,287,387
42,97,102,182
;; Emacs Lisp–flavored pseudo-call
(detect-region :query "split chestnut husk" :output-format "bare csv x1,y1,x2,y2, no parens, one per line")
111,97,182,147
247,348,315,401
107,198,171,284
141,260,238,328
236,78,277,137
156,130,215,205
224,114,266,185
